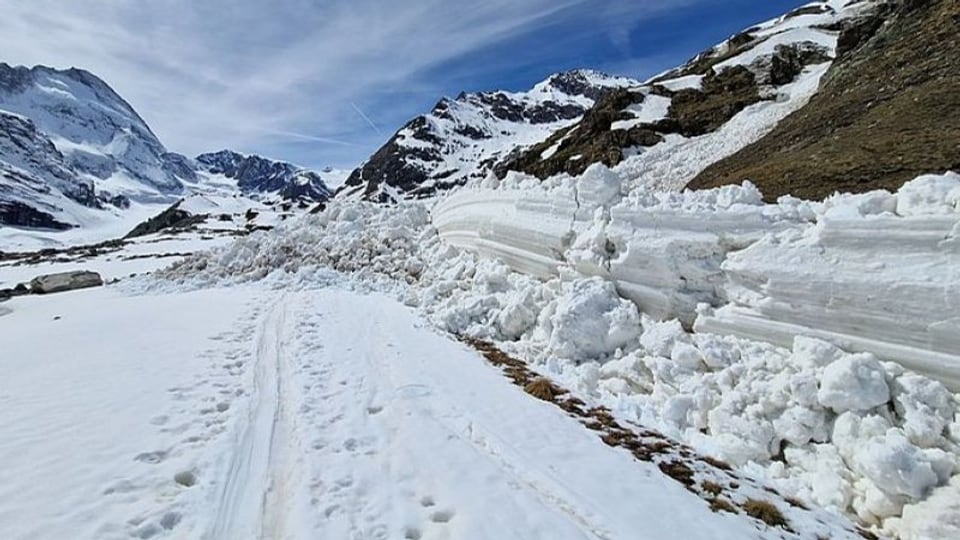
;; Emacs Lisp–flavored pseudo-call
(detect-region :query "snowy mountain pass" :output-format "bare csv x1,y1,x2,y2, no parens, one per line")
0,284,779,540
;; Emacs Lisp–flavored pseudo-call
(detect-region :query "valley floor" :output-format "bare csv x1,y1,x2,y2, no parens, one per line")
1,284,779,540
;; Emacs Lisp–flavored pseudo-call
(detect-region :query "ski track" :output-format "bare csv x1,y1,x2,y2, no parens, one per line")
212,293,295,539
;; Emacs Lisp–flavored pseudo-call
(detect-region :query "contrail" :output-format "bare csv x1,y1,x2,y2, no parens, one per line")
268,129,356,146
350,102,382,135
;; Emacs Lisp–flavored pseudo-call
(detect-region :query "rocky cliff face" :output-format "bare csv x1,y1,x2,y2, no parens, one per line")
0,111,96,229
339,70,639,202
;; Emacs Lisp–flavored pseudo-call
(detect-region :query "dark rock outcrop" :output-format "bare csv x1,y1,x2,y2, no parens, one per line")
125,201,206,238
0,200,73,230
498,89,663,179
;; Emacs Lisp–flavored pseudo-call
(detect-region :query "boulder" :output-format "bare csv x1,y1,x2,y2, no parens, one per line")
29,270,103,294
0,283,29,300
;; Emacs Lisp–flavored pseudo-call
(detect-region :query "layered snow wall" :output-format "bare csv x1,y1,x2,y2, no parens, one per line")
432,168,960,390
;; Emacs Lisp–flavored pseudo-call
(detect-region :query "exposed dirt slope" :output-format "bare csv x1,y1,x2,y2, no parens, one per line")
687,0,960,201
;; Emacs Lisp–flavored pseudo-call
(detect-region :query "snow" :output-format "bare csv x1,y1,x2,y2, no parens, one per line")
0,286,255,540
817,353,891,413
655,74,704,91
0,283,780,540
3,2,956,537
697,172,960,391
544,277,642,359
153,165,960,536
713,28,836,73
611,94,673,131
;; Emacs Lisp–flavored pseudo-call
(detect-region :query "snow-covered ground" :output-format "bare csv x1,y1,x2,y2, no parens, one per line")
1,283,838,540
3,170,959,538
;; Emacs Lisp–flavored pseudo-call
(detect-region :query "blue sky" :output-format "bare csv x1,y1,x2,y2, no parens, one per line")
0,0,805,170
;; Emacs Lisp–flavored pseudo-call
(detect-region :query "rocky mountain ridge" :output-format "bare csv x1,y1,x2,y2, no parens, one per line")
343,0,952,202
339,69,640,201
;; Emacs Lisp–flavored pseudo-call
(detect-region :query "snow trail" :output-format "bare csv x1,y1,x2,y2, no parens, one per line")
211,293,305,540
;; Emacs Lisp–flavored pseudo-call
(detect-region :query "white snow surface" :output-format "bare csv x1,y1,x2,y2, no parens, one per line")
2,284,792,540
157,168,960,537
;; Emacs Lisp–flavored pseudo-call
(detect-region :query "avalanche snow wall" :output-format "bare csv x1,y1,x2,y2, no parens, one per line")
431,167,960,389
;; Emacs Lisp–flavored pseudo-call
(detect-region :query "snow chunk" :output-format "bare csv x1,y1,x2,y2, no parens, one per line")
639,317,690,358
895,172,960,216
547,278,641,360
818,353,890,413
856,431,939,500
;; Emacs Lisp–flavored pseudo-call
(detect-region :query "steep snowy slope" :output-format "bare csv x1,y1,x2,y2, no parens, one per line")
0,63,185,195
339,70,639,201
502,0,875,191
0,110,98,229
343,0,879,201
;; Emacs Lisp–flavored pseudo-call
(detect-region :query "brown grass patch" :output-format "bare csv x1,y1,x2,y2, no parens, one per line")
658,461,696,487
524,377,565,402
710,497,738,514
700,456,733,471
785,495,808,510
701,481,724,496
742,499,789,529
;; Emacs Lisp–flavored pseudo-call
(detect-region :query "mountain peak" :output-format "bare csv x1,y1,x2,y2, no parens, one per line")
195,150,332,202
533,69,638,100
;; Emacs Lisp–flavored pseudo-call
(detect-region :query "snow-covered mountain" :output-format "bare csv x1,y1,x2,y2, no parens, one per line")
3,1,960,539
339,70,640,201
344,0,893,202
196,150,332,202
0,63,186,195
0,64,335,245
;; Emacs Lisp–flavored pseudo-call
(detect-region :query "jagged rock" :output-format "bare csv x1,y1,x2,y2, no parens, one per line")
29,270,103,294
125,202,206,238
499,89,664,179
666,66,763,137
0,200,73,230
0,283,30,300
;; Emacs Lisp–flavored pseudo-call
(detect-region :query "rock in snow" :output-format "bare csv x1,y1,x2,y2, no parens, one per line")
29,270,103,294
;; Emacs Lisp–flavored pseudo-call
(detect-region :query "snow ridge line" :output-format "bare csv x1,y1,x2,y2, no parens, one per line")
210,293,288,540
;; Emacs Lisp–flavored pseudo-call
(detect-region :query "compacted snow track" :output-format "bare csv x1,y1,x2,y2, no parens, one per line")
211,293,305,539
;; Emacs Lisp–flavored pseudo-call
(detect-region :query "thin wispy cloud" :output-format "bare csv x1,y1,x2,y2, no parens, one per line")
0,0,795,168
350,103,382,136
